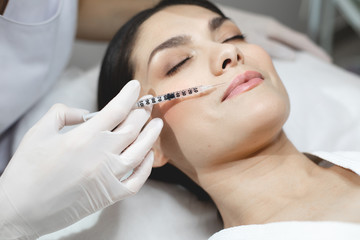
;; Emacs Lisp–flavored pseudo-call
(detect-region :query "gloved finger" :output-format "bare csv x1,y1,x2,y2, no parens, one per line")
288,33,331,62
82,80,140,133
121,150,154,194
103,108,152,153
104,152,137,180
112,95,153,133
121,118,163,162
37,104,89,135
99,151,154,203
264,40,296,60
106,118,162,178
101,95,154,153
268,21,331,62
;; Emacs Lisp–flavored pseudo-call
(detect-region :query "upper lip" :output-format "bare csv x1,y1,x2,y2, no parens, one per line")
221,71,264,101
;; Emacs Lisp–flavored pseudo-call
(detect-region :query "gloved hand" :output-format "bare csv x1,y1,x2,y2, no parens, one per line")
218,4,331,62
0,80,163,240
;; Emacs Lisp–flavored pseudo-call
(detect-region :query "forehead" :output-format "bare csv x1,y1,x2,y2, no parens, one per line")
131,5,221,72
141,4,221,40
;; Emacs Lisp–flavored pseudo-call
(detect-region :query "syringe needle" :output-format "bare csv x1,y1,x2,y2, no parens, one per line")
210,82,227,87
198,82,227,92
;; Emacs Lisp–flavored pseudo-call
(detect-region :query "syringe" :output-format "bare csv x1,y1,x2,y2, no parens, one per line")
83,82,226,121
135,82,226,108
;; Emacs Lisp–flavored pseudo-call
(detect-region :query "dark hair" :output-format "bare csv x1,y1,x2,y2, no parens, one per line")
98,0,225,201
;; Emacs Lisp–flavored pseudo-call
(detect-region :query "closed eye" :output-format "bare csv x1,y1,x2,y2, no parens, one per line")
164,34,245,76
166,56,192,76
222,34,246,43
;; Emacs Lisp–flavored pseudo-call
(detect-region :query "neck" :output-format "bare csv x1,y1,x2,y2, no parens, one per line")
198,131,322,228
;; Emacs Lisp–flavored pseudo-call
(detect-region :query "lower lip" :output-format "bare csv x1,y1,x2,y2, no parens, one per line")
225,78,264,100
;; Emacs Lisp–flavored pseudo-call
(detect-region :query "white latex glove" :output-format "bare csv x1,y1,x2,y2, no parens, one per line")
0,80,163,240
218,4,331,62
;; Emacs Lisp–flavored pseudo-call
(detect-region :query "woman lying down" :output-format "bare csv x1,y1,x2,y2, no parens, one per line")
97,0,360,238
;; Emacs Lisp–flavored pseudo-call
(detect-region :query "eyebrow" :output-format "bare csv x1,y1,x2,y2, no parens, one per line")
148,35,191,65
147,16,230,65
209,16,229,31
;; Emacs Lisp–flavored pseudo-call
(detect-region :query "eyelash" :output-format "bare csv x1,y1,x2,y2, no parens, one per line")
166,56,192,76
222,34,246,43
165,34,246,76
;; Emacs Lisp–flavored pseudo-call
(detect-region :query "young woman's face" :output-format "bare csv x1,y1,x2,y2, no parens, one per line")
131,4,290,180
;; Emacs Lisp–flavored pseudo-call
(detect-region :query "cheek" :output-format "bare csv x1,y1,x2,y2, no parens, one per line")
153,99,203,146
242,44,273,70
152,97,220,169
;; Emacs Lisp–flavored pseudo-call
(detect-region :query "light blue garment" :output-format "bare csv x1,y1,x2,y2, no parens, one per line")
0,0,77,173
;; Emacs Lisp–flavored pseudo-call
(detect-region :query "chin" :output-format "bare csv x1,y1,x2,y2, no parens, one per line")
223,91,290,158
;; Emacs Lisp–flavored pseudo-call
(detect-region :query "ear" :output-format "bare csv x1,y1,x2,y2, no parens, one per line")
152,137,169,167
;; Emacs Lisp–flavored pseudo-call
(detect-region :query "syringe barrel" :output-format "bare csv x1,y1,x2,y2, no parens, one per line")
135,86,201,107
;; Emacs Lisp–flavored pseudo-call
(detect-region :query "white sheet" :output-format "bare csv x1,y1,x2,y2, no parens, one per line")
209,221,360,240
40,180,221,240
8,50,357,240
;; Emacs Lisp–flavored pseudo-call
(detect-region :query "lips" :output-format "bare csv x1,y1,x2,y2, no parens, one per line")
222,71,264,101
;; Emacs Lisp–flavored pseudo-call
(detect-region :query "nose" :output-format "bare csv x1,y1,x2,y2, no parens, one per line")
210,44,244,76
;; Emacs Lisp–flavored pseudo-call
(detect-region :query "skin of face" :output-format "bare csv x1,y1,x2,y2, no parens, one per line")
131,4,290,183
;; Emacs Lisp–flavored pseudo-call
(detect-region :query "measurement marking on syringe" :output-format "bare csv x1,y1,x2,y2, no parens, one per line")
135,86,208,108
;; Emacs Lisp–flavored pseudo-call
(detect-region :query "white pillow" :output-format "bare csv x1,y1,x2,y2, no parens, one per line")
279,53,360,152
